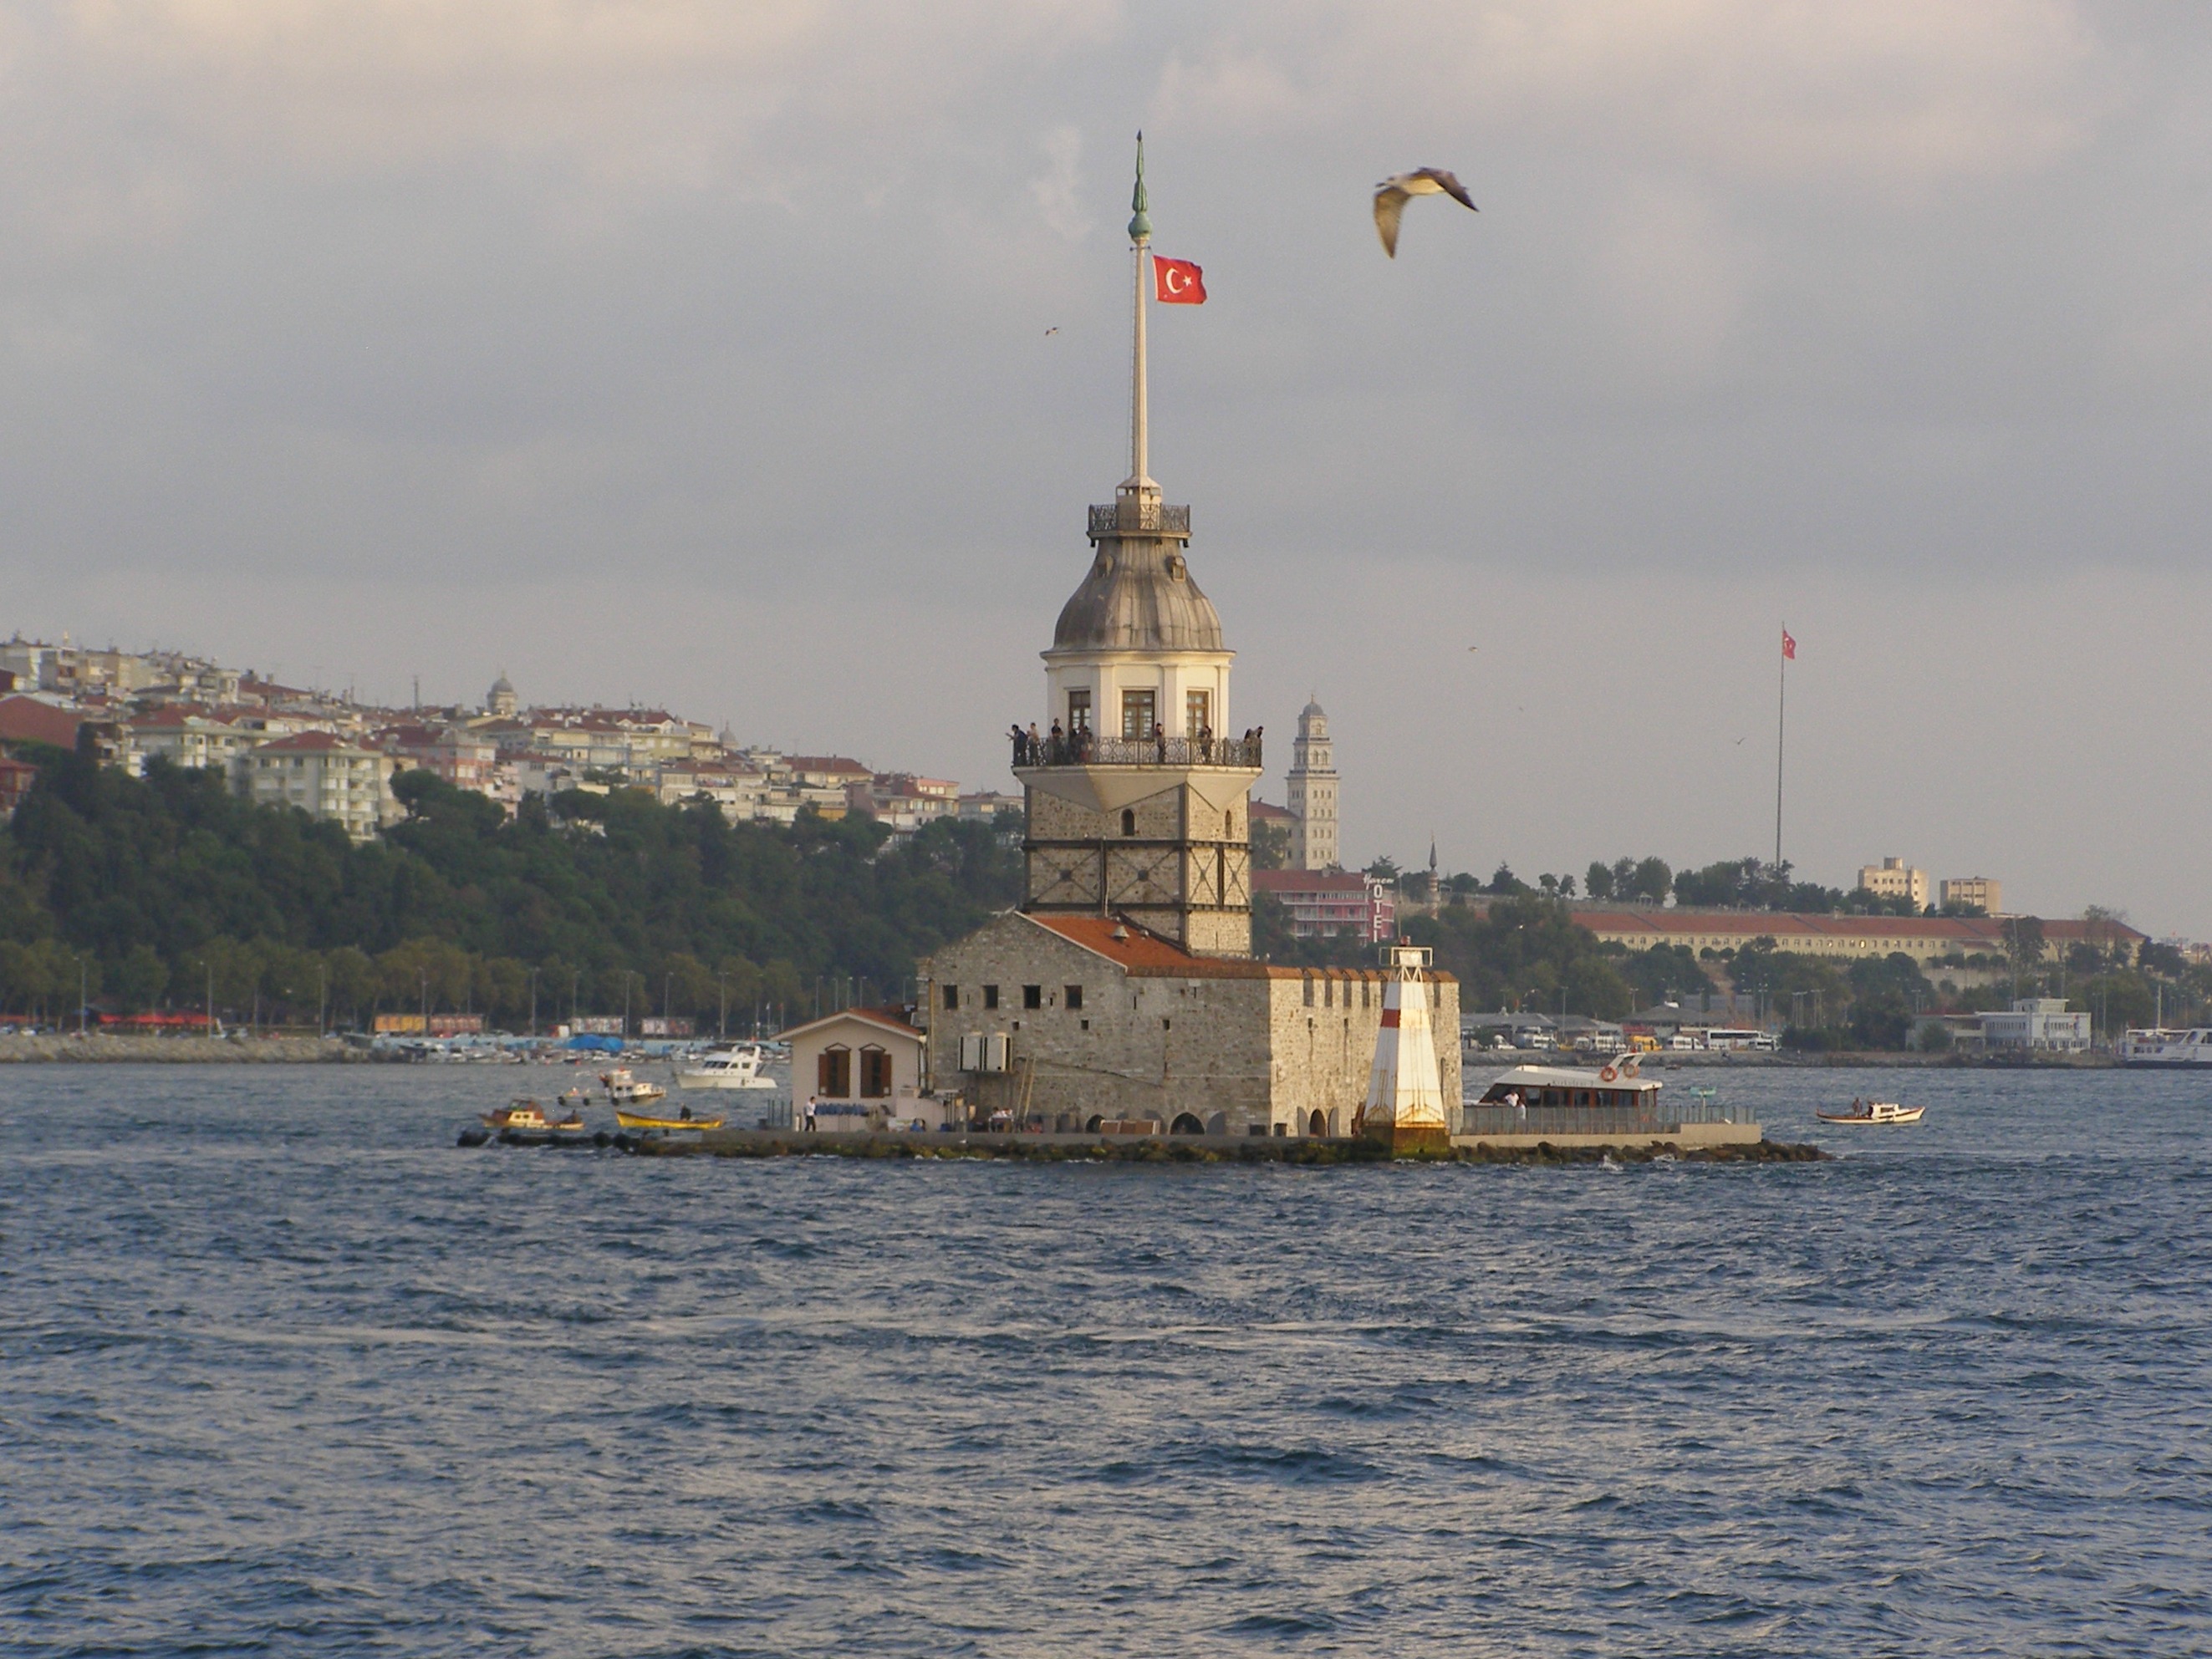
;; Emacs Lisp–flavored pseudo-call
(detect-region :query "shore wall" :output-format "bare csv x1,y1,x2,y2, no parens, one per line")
0,1034,370,1063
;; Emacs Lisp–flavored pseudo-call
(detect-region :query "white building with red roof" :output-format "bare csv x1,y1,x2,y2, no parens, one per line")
238,731,396,839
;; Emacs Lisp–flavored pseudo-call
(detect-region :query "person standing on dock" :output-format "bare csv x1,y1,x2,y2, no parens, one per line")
803,1096,818,1132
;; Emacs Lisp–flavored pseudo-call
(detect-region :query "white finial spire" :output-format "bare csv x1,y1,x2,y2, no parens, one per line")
1126,132,1154,493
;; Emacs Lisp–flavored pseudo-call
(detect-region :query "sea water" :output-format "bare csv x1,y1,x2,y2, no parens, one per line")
4,1063,2209,1656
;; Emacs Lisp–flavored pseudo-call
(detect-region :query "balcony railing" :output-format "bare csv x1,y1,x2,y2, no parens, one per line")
1088,501,1191,538
1457,1098,1752,1137
1012,730,1261,770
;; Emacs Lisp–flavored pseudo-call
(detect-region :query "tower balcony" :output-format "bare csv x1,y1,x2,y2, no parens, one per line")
1088,500,1191,539
1012,730,1260,771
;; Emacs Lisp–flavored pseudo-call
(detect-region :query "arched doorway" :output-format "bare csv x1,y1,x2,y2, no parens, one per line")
1307,1109,1327,1138
1086,1115,1104,1133
1170,1112,1205,1135
1205,1112,1227,1136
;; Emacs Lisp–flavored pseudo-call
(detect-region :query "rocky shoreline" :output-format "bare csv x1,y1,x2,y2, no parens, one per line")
0,1034,374,1063
590,1130,1832,1165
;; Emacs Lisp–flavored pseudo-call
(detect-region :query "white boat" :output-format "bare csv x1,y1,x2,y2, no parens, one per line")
674,1045,778,1092
2116,1028,2212,1066
599,1066,667,1106
1817,1098,1925,1125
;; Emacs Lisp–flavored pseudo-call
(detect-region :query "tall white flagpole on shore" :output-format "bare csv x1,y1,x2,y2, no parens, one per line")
1775,624,1788,871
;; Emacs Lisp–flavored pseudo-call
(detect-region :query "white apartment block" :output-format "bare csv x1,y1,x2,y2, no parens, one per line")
238,732,396,840
1857,857,1929,910
1939,875,2002,914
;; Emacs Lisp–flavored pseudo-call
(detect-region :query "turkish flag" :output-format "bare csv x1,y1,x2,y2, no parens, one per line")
1781,628,1797,660
1153,256,1206,304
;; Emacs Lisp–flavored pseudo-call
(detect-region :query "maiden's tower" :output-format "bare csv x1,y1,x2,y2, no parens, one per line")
920,142,1458,1137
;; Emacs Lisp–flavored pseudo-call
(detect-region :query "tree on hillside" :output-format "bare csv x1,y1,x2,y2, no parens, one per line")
0,752,1022,1029
1404,896,1632,1019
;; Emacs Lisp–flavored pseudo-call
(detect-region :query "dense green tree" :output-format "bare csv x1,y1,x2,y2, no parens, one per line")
1249,817,1288,872
0,753,1022,1029
1404,897,1632,1019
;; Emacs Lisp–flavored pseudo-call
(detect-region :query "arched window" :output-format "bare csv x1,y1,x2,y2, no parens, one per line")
858,1046,892,1097
817,1045,851,1097
1121,808,1136,837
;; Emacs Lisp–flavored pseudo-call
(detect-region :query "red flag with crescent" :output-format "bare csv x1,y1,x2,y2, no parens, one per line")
1153,256,1206,304
1781,628,1797,660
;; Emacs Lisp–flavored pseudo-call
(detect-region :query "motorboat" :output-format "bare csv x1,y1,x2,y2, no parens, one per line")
2115,1029,2212,1067
1817,1098,1925,1125
599,1067,667,1107
482,1098,588,1134
614,1105,724,1132
675,1045,777,1092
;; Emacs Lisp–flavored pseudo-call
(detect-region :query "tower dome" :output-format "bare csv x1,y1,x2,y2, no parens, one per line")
486,672,517,718
1052,530,1224,653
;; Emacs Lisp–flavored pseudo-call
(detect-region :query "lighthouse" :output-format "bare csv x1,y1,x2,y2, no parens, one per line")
1358,944,1453,1154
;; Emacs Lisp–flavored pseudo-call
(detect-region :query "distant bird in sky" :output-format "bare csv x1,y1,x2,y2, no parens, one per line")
1734,736,1747,746
1043,326,1059,336
1374,168,1477,257
1466,644,1479,652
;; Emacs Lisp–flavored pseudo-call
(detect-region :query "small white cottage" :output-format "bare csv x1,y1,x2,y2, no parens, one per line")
777,1007,936,1132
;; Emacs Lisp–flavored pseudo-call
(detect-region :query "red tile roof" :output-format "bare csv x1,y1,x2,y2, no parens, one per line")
1023,914,1318,980
1247,799,1296,822
1253,869,1373,894
1570,908,2146,949
0,696,84,748
256,730,359,753
776,1005,924,1042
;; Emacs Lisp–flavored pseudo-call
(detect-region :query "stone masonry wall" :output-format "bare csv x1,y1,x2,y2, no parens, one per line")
922,913,1275,1130
922,914,1460,1135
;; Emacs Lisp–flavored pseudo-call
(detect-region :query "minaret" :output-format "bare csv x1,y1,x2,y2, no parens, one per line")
1287,696,1338,871
1015,136,1262,956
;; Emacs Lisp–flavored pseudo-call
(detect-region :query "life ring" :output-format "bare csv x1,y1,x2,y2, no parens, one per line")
1599,1065,1618,1082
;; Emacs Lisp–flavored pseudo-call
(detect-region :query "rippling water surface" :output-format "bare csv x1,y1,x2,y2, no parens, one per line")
5,1062,2212,1656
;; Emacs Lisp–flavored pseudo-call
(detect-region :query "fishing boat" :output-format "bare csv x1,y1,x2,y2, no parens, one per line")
614,1105,724,1132
482,1098,589,1134
599,1067,667,1107
1817,1098,1925,1125
674,1045,777,1092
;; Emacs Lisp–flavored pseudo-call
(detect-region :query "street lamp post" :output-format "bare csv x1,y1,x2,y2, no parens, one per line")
528,968,538,1039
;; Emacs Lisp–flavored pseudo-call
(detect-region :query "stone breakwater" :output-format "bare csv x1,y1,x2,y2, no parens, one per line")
0,1035,372,1063
597,1130,1829,1165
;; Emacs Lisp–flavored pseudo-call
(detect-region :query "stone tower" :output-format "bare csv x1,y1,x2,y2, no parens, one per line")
1287,696,1338,871
1014,137,1262,956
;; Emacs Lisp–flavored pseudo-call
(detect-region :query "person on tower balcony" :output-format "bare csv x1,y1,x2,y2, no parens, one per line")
1047,720,1064,765
1028,723,1042,766
1199,722,1213,764
1153,722,1166,763
1253,725,1264,766
1010,724,1028,766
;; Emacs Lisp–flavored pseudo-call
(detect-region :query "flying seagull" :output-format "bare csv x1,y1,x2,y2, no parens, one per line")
1044,326,1059,336
1374,168,1477,258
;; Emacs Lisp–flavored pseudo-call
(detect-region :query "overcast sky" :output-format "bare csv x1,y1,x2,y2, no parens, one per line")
3,2,2209,934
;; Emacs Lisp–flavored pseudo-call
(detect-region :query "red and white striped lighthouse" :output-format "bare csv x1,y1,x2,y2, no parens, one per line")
1358,944,1452,1154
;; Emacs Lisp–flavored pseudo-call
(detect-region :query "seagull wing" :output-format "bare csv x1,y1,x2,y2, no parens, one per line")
1374,185,1409,257
1411,167,1478,211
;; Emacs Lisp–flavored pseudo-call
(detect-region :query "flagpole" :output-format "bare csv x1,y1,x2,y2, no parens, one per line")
1127,133,1152,491
1774,624,1787,871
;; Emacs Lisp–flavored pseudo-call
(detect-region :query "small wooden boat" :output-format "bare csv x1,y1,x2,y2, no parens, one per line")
614,1106,723,1132
483,1098,589,1134
1817,1098,1925,1125
599,1067,667,1107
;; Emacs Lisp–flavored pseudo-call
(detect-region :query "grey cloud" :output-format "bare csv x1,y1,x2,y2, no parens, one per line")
2,2,2208,931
